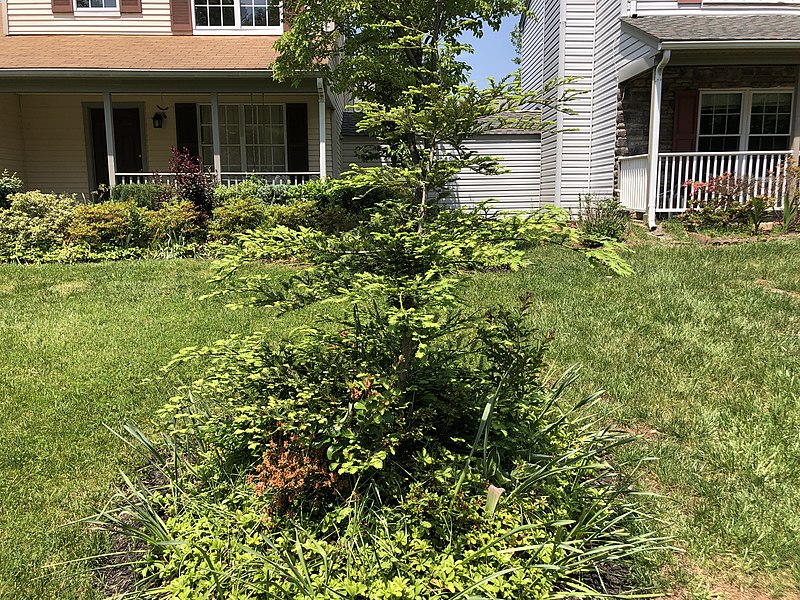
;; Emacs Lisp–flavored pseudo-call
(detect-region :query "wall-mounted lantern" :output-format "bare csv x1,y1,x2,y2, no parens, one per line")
152,105,170,129
152,111,167,129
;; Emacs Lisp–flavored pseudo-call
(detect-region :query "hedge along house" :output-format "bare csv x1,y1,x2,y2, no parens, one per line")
0,0,343,196
521,0,800,226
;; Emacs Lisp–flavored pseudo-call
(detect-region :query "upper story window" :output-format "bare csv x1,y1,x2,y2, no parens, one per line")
75,0,118,10
194,0,282,31
698,90,792,152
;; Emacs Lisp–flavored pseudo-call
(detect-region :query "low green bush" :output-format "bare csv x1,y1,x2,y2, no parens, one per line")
677,195,776,235
68,201,148,250
213,179,292,207
111,183,174,210
209,195,269,240
0,190,76,261
0,170,24,209
145,199,205,245
577,195,630,244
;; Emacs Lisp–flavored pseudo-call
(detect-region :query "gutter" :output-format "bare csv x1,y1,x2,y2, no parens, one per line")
645,49,671,230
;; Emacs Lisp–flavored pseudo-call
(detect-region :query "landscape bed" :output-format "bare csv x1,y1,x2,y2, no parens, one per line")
0,238,798,598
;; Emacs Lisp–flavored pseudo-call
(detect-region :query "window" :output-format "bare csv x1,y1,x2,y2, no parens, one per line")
75,0,117,8
199,104,287,173
194,0,281,30
698,90,793,152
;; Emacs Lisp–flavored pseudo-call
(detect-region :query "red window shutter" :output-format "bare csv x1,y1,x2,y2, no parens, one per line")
51,0,74,14
672,89,699,152
677,0,702,4
170,0,193,34
120,0,142,13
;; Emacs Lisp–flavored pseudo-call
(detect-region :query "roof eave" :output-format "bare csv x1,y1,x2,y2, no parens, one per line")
660,39,800,50
0,68,278,78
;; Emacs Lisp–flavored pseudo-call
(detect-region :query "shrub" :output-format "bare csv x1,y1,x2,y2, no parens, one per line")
0,191,76,261
111,183,175,210
169,148,216,215
86,201,652,598
0,170,24,209
209,195,269,240
213,179,292,207
262,199,320,229
144,199,205,245
68,201,148,249
577,194,630,244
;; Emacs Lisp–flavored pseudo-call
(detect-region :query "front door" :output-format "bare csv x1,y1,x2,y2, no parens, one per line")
89,107,144,191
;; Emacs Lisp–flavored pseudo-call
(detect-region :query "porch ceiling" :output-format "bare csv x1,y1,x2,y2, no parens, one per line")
0,18,280,74
622,15,800,49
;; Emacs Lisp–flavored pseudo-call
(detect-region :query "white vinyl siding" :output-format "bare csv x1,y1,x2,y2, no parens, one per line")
589,0,624,198
451,135,542,212
0,94,26,180
5,0,172,34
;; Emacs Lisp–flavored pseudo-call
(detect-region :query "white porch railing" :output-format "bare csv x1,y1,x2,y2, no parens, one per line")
618,155,648,212
619,151,791,214
115,172,319,186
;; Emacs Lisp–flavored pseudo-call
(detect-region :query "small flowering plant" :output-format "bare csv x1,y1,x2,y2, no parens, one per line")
679,172,774,233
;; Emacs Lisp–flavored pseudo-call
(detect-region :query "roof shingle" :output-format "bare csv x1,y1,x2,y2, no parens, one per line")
0,21,280,72
621,15,800,44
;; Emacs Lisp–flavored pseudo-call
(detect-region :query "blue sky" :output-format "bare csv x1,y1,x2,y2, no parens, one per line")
461,17,519,87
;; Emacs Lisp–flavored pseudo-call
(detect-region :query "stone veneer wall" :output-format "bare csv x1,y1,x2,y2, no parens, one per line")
616,65,798,158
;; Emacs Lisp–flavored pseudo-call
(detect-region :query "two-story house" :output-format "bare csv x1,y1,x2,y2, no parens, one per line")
0,0,343,195
521,0,800,226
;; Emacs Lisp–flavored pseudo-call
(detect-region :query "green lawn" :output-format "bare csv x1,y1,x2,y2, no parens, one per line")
1,239,798,598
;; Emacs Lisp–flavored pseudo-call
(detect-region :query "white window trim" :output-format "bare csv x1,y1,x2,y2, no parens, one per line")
192,0,283,34
198,103,289,173
697,87,794,152
73,0,120,14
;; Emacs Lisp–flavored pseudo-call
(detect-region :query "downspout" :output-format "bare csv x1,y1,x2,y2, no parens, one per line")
317,77,327,180
645,49,670,230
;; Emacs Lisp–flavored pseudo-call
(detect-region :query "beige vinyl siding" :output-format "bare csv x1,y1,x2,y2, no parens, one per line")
451,135,542,212
20,95,90,194
6,0,172,34
0,93,25,179
15,93,327,196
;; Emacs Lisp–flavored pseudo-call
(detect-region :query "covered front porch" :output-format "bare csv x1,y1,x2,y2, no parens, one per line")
616,16,800,226
0,56,337,197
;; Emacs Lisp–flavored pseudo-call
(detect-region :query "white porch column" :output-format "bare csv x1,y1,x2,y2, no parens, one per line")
645,50,670,230
103,92,116,187
317,78,327,180
210,92,222,182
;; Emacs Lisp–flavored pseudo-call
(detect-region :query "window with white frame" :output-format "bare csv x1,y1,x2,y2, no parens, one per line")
698,90,793,152
194,0,281,29
75,0,117,9
199,104,287,173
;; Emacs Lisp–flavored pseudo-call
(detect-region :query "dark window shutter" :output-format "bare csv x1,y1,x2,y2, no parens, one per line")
170,0,193,34
286,103,309,172
672,89,699,152
120,0,142,13
175,103,200,160
52,0,73,14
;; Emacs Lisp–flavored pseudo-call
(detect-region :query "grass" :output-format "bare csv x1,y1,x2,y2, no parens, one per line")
466,239,800,593
0,238,798,598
